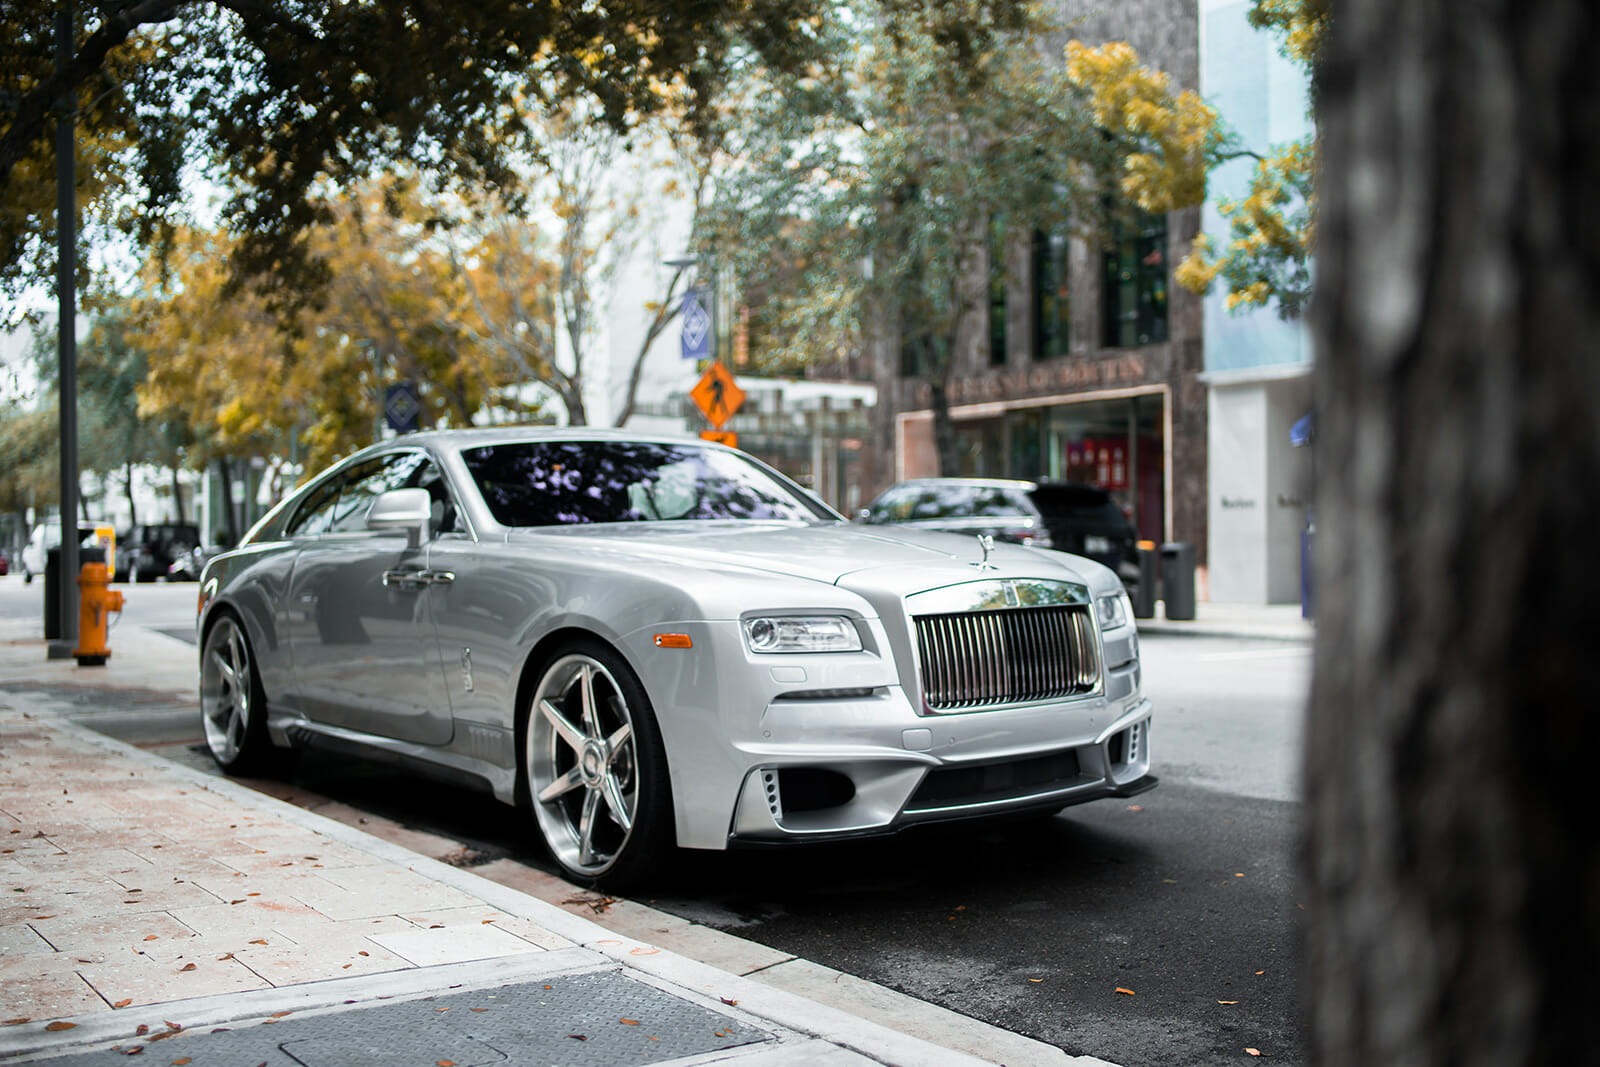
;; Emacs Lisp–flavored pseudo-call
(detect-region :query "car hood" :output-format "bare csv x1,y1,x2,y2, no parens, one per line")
505,521,1100,590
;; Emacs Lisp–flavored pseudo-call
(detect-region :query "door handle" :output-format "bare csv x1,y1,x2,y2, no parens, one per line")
383,569,454,590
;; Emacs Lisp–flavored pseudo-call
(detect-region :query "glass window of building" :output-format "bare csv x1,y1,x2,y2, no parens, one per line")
1102,212,1169,348
989,216,1008,366
1033,228,1070,359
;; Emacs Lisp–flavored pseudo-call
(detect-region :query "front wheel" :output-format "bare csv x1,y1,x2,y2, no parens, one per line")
200,612,284,776
524,641,673,889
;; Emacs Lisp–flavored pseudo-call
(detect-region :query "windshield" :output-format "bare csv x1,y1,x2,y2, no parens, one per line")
461,440,837,527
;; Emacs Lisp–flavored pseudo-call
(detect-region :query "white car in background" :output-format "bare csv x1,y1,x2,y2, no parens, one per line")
20,521,111,583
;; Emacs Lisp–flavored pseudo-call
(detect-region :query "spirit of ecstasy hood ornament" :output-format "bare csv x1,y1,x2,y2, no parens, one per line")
971,533,998,571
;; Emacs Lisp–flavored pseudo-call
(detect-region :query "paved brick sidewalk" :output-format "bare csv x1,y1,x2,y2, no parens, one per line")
0,608,1110,1066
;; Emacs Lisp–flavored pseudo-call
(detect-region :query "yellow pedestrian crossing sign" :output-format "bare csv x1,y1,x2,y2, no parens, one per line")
690,362,745,428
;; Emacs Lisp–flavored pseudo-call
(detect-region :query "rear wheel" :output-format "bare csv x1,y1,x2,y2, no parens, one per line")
200,613,284,776
524,641,673,889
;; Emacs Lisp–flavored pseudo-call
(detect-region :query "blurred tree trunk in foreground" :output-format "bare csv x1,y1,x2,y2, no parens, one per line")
1307,0,1599,1064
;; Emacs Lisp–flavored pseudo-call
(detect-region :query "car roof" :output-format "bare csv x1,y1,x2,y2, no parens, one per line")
382,426,724,450
890,477,1039,491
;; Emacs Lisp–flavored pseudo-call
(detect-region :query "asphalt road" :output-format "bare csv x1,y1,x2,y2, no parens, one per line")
1,578,1311,1066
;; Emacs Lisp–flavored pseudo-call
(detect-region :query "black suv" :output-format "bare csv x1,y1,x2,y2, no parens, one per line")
116,522,202,583
858,477,1141,590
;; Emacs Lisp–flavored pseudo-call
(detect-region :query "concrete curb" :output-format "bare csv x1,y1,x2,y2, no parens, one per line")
5,693,1099,1067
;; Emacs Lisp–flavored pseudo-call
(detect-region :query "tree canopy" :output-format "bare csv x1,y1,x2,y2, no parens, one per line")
703,0,1203,472
0,0,831,324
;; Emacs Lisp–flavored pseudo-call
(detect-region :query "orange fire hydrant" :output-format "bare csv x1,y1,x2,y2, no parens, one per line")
74,561,125,667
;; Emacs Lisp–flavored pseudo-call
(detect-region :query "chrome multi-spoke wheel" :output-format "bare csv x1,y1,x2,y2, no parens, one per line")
200,613,276,774
526,645,669,886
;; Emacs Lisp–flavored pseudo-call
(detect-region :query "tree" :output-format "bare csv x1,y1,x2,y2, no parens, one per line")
708,0,1182,474
1,0,831,322
1184,0,1326,317
1305,0,1599,1063
128,178,540,479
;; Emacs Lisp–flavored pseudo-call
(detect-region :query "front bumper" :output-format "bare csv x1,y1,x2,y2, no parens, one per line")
726,693,1154,843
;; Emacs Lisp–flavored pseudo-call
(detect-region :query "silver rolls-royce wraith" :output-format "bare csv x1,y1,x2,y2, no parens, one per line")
198,428,1155,887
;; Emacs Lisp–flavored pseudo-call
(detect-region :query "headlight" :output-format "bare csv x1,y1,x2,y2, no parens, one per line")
743,615,863,654
1096,592,1133,631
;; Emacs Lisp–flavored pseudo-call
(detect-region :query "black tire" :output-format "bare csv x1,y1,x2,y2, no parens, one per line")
199,611,286,776
523,639,674,890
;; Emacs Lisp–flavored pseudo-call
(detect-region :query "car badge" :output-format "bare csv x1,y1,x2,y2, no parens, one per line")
971,534,998,571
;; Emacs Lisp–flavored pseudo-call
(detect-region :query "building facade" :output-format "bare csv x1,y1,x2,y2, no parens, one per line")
1197,0,1314,605
865,0,1208,563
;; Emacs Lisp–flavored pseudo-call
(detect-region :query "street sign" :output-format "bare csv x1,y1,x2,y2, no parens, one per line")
690,362,745,428
699,430,738,448
385,381,421,433
680,287,712,361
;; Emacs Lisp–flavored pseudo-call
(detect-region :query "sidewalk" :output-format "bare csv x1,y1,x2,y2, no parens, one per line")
0,611,1111,1067
1135,601,1313,643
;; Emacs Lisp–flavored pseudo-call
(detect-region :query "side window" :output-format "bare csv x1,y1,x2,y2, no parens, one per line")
285,453,428,537
326,453,428,533
867,487,910,523
285,473,347,537
408,460,461,537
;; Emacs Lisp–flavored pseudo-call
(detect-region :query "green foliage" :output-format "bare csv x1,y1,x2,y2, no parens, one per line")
705,0,1118,381
0,0,831,323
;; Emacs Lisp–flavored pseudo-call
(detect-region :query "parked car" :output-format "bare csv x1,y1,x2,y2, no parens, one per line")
197,429,1153,888
0,548,9,576
856,477,1053,546
166,542,225,582
859,477,1143,589
19,521,106,584
116,522,202,582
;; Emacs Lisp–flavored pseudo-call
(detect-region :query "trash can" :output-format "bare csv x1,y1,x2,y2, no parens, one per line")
1130,541,1158,619
1159,541,1196,621
43,544,105,640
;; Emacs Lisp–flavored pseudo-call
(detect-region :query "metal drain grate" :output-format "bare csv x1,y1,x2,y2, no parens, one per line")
35,969,775,1067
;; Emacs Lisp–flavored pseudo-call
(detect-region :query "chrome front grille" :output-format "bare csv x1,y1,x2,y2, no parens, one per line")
914,604,1100,711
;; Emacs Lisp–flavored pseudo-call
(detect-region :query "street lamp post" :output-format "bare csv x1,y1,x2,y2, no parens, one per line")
49,0,80,660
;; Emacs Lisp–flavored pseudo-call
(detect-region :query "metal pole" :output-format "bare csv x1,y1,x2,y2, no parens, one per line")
49,0,80,660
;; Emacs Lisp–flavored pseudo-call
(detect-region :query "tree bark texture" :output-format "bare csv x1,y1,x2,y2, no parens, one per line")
1308,1,1600,1064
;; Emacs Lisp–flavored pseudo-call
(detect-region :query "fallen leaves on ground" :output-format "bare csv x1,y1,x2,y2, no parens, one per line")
1245,1048,1263,1057
114,1000,133,1009
44,1021,77,1032
1115,987,1136,996
620,1017,640,1026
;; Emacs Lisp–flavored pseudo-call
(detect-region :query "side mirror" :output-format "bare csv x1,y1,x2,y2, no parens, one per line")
367,488,431,548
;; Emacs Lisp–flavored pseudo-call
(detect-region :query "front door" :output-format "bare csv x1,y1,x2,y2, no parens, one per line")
281,453,455,746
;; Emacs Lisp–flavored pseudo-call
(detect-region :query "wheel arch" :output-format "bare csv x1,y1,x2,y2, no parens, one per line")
512,626,638,806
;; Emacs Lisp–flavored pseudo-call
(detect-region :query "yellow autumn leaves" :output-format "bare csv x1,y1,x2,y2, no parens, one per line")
1065,40,1218,216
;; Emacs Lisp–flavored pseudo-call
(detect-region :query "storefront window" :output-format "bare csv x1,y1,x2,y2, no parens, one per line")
952,394,1166,545
1102,212,1169,349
